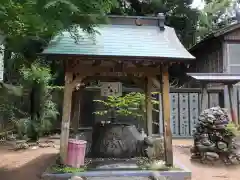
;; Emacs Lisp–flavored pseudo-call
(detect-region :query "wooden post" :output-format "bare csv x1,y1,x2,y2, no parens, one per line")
77,90,82,129
72,90,81,134
228,84,238,124
200,83,208,112
70,76,84,134
224,85,233,123
147,76,153,136
60,71,73,164
144,77,149,135
161,65,173,166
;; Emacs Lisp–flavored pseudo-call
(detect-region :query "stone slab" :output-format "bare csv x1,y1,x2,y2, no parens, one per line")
43,170,190,179
94,159,139,170
86,177,149,180
96,163,138,169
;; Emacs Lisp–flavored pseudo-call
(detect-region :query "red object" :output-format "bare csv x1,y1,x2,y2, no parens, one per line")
231,110,237,124
66,139,87,167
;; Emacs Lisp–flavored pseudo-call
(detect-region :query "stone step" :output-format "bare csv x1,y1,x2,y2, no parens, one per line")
70,176,150,180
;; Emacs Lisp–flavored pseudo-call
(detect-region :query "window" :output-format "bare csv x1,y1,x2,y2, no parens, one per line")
229,65,240,74
227,43,240,73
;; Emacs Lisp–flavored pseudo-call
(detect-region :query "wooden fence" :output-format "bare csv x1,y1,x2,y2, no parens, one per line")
82,87,224,138
158,88,223,138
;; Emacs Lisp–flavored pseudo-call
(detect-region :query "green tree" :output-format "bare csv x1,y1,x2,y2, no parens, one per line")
0,0,117,82
94,92,159,121
12,61,59,140
197,0,233,40
111,0,199,47
0,0,117,140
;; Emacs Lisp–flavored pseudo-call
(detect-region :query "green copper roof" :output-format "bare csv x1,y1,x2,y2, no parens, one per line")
42,25,195,60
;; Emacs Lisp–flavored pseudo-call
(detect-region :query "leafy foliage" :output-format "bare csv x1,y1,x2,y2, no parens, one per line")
94,92,159,120
21,62,52,85
51,166,86,173
0,0,117,51
0,0,118,86
0,0,118,140
0,83,25,132
197,0,233,41
111,0,199,47
10,62,59,140
112,0,236,46
225,122,240,136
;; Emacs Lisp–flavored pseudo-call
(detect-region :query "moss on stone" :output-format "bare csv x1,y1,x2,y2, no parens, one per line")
51,166,86,173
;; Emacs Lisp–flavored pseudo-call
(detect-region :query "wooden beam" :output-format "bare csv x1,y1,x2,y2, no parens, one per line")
151,77,161,89
71,76,85,90
71,90,81,134
200,83,208,112
144,78,148,135
72,65,160,75
228,84,238,124
60,71,73,164
77,90,82,130
146,76,153,136
161,65,173,166
128,75,145,89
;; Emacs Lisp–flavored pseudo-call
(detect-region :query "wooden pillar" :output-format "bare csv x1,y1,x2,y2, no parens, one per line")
77,90,82,129
146,76,153,136
144,78,148,135
227,84,238,124
60,71,73,163
161,65,173,166
200,83,208,112
224,85,233,123
72,90,81,134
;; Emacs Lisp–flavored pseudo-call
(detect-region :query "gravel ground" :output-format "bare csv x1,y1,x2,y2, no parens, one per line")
0,138,59,180
173,139,240,180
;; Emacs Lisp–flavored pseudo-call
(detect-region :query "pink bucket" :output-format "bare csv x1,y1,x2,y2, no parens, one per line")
66,139,87,168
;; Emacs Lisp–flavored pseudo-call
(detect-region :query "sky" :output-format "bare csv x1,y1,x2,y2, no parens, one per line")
191,0,205,9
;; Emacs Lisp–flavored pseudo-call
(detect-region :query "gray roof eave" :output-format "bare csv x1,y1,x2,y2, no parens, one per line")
42,25,194,60
189,22,240,52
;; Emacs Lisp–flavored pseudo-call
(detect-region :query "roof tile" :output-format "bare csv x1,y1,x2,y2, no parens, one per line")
42,25,195,60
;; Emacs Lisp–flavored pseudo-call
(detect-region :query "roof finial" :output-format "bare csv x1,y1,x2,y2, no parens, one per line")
157,13,165,30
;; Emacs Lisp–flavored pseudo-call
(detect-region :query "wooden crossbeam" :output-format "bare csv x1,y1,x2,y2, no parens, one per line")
71,65,160,75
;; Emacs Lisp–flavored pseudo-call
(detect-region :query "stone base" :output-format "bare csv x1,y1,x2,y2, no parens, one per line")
42,157,191,180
